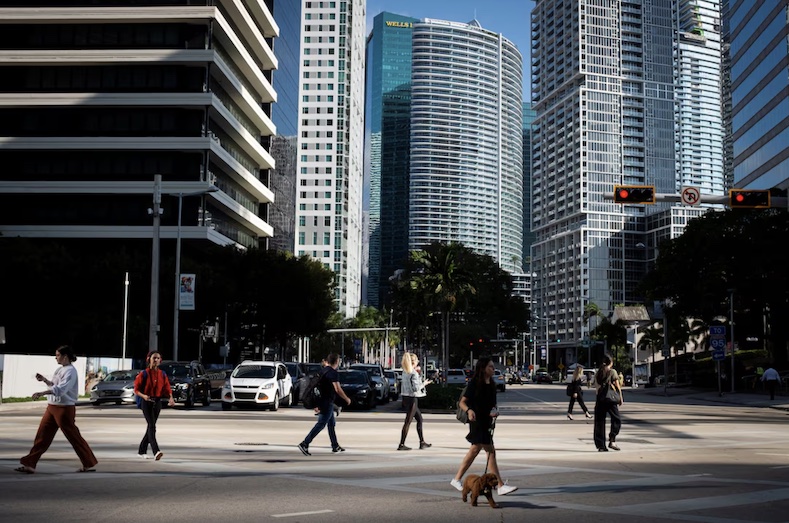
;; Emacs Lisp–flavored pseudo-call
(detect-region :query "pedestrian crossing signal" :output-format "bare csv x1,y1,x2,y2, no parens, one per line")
729,189,770,209
614,185,656,204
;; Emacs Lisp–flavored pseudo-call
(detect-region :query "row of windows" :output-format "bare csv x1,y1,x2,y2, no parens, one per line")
303,71,335,78
302,83,335,90
298,232,332,246
302,95,335,103
299,216,332,226
305,2,337,8
304,36,335,43
301,130,334,138
301,142,333,150
299,203,333,210
300,179,333,187
301,106,335,115
304,47,336,55
305,13,336,20
304,25,337,32
302,60,336,67
301,155,334,162
300,191,333,199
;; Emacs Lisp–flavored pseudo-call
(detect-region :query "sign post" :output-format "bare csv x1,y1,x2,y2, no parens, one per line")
710,326,727,396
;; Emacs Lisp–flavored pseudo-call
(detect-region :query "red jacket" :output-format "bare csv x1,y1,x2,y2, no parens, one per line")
134,368,173,398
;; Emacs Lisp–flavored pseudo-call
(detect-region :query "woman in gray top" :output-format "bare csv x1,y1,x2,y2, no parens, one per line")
398,353,433,450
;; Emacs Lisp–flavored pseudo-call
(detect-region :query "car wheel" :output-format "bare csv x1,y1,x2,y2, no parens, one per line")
270,393,279,411
282,391,292,407
221,402,232,411
184,389,195,408
91,401,100,407
202,387,211,407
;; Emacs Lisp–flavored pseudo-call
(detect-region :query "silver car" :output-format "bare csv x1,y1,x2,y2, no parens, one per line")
89,370,142,406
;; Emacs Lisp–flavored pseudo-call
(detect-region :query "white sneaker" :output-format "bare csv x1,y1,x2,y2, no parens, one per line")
497,483,518,496
137,454,149,460
450,478,463,491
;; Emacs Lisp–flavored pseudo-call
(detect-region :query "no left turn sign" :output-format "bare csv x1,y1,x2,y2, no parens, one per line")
681,186,700,206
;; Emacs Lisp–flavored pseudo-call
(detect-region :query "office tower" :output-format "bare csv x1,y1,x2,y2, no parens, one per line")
409,18,524,274
365,12,418,308
724,1,789,190
270,0,302,253
0,2,278,249
530,0,723,364
295,0,365,317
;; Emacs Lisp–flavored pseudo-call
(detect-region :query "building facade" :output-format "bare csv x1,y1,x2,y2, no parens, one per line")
295,0,365,317
530,0,724,368
364,12,418,308
409,18,524,274
0,1,278,249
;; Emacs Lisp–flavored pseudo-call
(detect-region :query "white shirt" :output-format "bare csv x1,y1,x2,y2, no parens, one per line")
47,364,79,405
761,368,780,381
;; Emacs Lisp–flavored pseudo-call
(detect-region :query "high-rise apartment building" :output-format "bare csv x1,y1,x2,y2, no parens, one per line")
409,19,524,274
0,2,277,249
724,0,789,191
530,0,723,367
365,12,418,308
295,0,365,317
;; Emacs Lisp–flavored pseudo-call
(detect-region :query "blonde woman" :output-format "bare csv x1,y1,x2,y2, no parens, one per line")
398,353,433,450
566,366,592,420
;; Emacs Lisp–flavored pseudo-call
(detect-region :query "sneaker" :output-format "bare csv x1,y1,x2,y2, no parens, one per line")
598,447,609,452
585,412,593,419
450,478,463,491
419,441,432,449
137,453,149,460
298,442,311,456
497,482,518,496
332,446,345,453
567,414,574,420
154,451,163,461
397,444,411,451
608,441,621,451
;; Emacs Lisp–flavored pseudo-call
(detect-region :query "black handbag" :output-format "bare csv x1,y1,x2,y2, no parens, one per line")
456,385,469,423
603,373,621,404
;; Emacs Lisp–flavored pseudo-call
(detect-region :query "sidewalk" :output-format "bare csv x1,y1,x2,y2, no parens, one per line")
631,385,789,411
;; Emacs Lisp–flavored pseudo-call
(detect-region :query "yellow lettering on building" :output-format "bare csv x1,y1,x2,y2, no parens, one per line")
385,21,413,28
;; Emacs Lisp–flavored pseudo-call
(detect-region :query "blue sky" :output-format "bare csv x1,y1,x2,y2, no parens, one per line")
366,0,536,95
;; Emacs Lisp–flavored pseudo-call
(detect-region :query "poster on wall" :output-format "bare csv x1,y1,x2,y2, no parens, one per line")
179,274,196,311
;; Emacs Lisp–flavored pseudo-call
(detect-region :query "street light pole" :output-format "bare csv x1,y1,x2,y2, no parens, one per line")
148,174,162,352
173,187,218,361
122,271,129,363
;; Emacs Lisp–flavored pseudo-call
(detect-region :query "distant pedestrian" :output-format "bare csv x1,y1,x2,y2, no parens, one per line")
450,357,518,497
134,351,175,460
398,353,433,450
16,345,98,474
298,353,351,455
593,355,623,452
761,366,781,401
566,366,593,420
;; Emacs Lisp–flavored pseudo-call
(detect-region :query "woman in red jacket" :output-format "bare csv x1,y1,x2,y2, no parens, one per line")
134,351,175,460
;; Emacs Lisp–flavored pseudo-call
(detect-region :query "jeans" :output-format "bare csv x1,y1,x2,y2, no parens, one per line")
303,406,338,448
138,399,162,455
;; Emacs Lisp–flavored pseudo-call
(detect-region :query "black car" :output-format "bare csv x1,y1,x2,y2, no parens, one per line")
300,362,323,377
337,370,376,410
285,362,306,405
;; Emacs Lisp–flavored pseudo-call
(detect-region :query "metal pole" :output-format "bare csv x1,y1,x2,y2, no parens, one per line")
663,316,669,396
545,319,549,371
729,289,735,393
148,174,162,352
122,272,129,363
173,192,184,361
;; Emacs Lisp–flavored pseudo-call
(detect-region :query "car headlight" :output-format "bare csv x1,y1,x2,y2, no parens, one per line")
123,384,134,391
90,385,98,392
223,378,231,388
374,383,382,388
261,383,274,389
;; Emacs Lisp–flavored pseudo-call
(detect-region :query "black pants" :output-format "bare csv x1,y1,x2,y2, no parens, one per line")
399,396,425,445
593,398,621,449
765,380,778,400
568,392,589,414
138,399,162,455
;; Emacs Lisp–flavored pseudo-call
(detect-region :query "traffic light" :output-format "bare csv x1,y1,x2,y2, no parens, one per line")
729,189,770,209
614,185,656,204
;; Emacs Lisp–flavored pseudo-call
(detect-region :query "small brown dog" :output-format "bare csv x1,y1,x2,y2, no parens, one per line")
461,473,499,508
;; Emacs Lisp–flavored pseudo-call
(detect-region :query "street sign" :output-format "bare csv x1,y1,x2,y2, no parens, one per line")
709,326,726,336
710,338,726,349
713,349,726,361
681,186,701,206
661,349,670,357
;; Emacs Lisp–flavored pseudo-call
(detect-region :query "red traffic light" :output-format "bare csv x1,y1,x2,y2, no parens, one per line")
729,189,770,208
613,185,656,204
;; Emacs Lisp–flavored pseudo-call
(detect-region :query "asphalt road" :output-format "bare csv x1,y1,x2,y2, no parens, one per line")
1,384,788,523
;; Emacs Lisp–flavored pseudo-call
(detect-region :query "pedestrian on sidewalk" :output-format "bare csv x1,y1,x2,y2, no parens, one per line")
593,355,623,452
397,353,433,450
450,357,518,497
566,365,592,420
16,345,98,474
134,351,175,460
298,353,351,455
761,366,781,401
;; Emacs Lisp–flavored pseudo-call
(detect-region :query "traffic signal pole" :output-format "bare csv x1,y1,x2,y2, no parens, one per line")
606,192,788,207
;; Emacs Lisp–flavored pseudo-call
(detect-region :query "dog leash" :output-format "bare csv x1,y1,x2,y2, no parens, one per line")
484,416,497,475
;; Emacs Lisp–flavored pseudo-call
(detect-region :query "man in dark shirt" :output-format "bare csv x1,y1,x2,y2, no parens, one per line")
298,353,351,455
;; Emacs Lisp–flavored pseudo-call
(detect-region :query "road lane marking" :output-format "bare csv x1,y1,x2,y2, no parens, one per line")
271,510,334,518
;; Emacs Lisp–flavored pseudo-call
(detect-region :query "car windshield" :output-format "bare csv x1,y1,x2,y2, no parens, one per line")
233,365,276,379
351,365,381,376
159,364,190,378
103,370,140,382
449,370,464,376
302,363,322,375
385,371,396,380
285,363,301,378
340,371,368,385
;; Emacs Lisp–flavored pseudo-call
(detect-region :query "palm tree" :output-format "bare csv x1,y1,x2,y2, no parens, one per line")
638,325,664,378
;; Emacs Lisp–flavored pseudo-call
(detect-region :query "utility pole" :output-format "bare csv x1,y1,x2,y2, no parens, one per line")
148,174,162,352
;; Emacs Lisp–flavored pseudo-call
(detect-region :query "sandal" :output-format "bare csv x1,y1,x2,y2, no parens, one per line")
14,465,35,474
77,467,96,473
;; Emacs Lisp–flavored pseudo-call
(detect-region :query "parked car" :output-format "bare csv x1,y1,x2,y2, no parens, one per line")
338,370,377,410
534,371,553,384
446,368,468,386
158,360,215,408
89,369,142,406
493,369,506,392
384,369,400,400
285,362,306,405
300,362,323,377
349,363,389,403
221,361,293,411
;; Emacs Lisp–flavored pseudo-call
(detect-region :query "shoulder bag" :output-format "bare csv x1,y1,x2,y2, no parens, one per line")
455,385,469,423
604,372,621,404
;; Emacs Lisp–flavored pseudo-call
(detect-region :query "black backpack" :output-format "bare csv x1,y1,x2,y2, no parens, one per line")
301,371,323,409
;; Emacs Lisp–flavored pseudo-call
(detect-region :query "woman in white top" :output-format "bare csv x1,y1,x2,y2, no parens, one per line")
397,353,433,450
17,345,98,473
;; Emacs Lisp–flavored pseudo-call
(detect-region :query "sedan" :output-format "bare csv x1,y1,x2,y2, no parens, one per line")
338,370,377,410
384,369,400,400
534,371,553,384
493,369,506,392
90,370,142,406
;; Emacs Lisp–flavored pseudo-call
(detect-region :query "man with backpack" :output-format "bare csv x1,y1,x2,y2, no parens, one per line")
298,353,351,455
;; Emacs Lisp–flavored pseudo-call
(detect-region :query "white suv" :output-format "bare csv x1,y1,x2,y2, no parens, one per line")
221,361,293,411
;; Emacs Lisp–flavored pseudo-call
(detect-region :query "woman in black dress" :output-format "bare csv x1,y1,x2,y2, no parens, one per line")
449,357,518,497
567,365,593,420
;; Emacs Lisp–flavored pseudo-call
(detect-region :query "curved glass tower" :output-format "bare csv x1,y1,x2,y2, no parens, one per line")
409,19,524,274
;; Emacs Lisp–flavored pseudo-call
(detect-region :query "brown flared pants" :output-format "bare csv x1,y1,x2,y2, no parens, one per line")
20,404,97,470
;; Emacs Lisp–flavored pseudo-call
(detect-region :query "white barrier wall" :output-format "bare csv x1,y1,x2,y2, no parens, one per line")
1,354,87,400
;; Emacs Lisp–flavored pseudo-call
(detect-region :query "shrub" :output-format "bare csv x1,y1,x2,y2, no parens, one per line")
419,383,465,409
